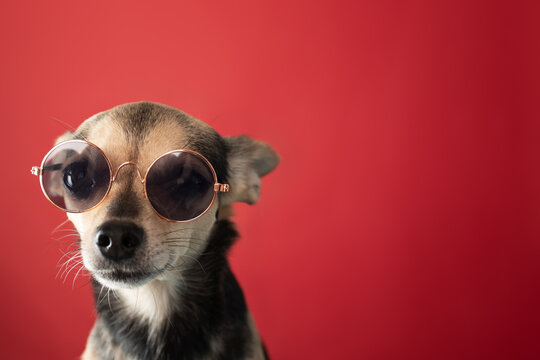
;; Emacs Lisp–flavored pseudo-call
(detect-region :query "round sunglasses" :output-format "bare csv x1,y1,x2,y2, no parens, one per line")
30,140,230,222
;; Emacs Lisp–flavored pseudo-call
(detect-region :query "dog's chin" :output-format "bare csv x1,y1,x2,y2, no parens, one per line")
92,268,162,289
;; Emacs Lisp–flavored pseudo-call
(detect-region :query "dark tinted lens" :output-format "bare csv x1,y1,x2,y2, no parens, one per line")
145,151,215,221
41,141,111,212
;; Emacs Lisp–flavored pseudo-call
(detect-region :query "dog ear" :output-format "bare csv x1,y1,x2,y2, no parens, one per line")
55,131,75,145
221,135,279,205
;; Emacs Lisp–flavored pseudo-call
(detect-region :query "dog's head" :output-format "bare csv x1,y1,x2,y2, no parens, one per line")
56,102,278,289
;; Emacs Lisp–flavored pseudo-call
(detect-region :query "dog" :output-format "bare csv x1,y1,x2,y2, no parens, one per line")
32,102,279,359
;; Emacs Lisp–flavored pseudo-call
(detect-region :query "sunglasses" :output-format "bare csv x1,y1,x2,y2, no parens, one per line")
30,139,230,222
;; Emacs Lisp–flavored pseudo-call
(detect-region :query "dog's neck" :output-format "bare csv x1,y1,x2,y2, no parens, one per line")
91,219,249,359
116,275,179,333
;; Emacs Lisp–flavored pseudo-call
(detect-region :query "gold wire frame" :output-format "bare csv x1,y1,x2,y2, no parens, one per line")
31,139,230,223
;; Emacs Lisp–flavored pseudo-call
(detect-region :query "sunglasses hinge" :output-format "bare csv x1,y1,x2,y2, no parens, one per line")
214,183,230,192
30,166,42,176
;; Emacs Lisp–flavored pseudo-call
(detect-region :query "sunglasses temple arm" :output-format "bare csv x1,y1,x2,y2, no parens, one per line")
30,163,63,176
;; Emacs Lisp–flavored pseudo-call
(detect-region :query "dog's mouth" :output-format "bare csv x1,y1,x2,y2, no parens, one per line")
96,269,152,281
91,265,167,288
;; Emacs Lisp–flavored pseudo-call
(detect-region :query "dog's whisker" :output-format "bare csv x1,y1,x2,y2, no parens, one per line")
57,249,82,263
57,256,83,275
51,218,72,234
169,249,212,258
162,241,205,247
53,239,80,247
60,263,80,283
52,228,80,234
97,285,107,307
57,248,82,259
112,289,120,301
164,236,206,240
62,259,85,283
56,253,83,279
52,235,82,242
59,254,83,271
52,226,84,234
49,116,79,137
52,233,81,241
73,277,93,290
66,242,82,251
166,254,207,274
72,264,87,289
107,288,113,312
53,236,80,243
157,228,205,236
164,237,207,244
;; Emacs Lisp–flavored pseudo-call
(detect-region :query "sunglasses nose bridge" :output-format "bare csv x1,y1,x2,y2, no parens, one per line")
111,162,145,183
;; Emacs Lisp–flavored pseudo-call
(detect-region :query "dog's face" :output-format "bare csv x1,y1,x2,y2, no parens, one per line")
59,102,278,290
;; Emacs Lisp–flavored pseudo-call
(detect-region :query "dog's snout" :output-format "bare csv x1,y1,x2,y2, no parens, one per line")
95,221,144,261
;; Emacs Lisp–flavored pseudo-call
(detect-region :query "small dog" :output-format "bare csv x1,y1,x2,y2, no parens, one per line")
31,102,279,360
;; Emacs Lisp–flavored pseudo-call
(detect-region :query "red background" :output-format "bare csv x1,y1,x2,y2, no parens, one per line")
1,1,540,359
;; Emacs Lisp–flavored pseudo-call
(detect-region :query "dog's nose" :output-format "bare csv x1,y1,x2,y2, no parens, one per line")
95,221,144,261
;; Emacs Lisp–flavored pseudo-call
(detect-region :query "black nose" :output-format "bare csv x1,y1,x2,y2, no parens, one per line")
95,221,144,261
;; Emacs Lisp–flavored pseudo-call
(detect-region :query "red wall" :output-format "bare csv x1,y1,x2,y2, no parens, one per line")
1,1,540,359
